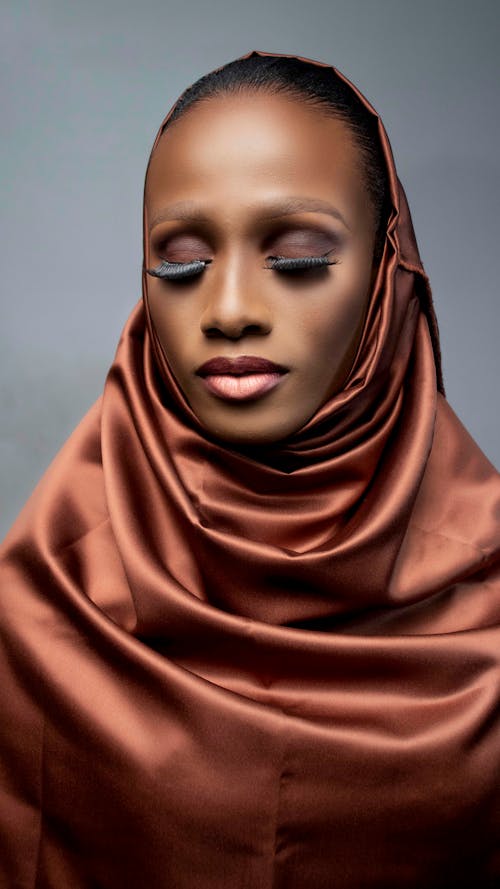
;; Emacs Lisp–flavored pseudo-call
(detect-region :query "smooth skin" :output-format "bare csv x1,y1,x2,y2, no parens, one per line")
145,91,378,445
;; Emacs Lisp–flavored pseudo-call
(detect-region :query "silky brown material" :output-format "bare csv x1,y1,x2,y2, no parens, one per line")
1,50,500,888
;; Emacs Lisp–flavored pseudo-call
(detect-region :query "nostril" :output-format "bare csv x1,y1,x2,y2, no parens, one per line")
203,322,270,340
242,323,269,336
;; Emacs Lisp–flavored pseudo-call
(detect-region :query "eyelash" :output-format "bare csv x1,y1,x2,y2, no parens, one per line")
146,251,339,280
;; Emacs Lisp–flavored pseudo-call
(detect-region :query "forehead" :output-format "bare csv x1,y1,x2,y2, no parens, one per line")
145,91,370,226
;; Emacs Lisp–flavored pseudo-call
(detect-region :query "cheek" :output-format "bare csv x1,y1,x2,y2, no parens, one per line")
148,288,193,368
299,269,371,389
303,283,369,358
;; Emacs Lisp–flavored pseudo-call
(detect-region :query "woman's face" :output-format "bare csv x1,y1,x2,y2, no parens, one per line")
145,91,377,445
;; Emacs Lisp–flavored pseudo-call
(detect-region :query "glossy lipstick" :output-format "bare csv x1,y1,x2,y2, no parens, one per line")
195,356,288,402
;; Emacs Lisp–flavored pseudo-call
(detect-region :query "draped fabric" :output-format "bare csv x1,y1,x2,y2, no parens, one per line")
1,50,500,888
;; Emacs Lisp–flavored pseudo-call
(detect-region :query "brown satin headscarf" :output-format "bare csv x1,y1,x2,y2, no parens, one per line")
1,50,500,889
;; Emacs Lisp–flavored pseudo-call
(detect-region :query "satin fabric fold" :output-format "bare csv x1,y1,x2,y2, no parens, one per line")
1,49,500,888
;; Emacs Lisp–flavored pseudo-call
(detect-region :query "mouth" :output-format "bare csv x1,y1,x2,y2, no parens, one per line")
195,355,289,402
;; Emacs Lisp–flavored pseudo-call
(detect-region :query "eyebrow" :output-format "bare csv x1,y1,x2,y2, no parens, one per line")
148,197,350,233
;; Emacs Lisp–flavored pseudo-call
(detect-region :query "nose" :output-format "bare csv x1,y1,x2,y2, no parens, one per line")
200,257,272,340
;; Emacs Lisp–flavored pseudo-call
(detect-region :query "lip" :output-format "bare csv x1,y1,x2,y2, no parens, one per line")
195,355,289,402
196,355,288,376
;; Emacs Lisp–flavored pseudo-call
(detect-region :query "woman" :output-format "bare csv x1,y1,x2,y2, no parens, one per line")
1,50,499,888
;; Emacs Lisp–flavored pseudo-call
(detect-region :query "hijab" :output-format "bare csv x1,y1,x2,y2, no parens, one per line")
1,50,500,888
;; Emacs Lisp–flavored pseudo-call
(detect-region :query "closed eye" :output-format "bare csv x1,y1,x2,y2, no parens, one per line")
264,251,339,273
146,258,212,280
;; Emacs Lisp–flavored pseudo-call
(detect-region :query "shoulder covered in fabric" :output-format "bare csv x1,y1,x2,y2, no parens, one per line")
386,394,500,630
0,396,135,626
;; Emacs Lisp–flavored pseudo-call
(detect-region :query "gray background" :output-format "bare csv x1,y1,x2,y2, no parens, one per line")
1,0,499,541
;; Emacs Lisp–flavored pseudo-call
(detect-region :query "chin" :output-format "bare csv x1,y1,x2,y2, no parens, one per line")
188,390,319,447
195,408,311,447
202,424,291,447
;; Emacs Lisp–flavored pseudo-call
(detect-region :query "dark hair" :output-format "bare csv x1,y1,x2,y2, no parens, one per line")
163,52,390,261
